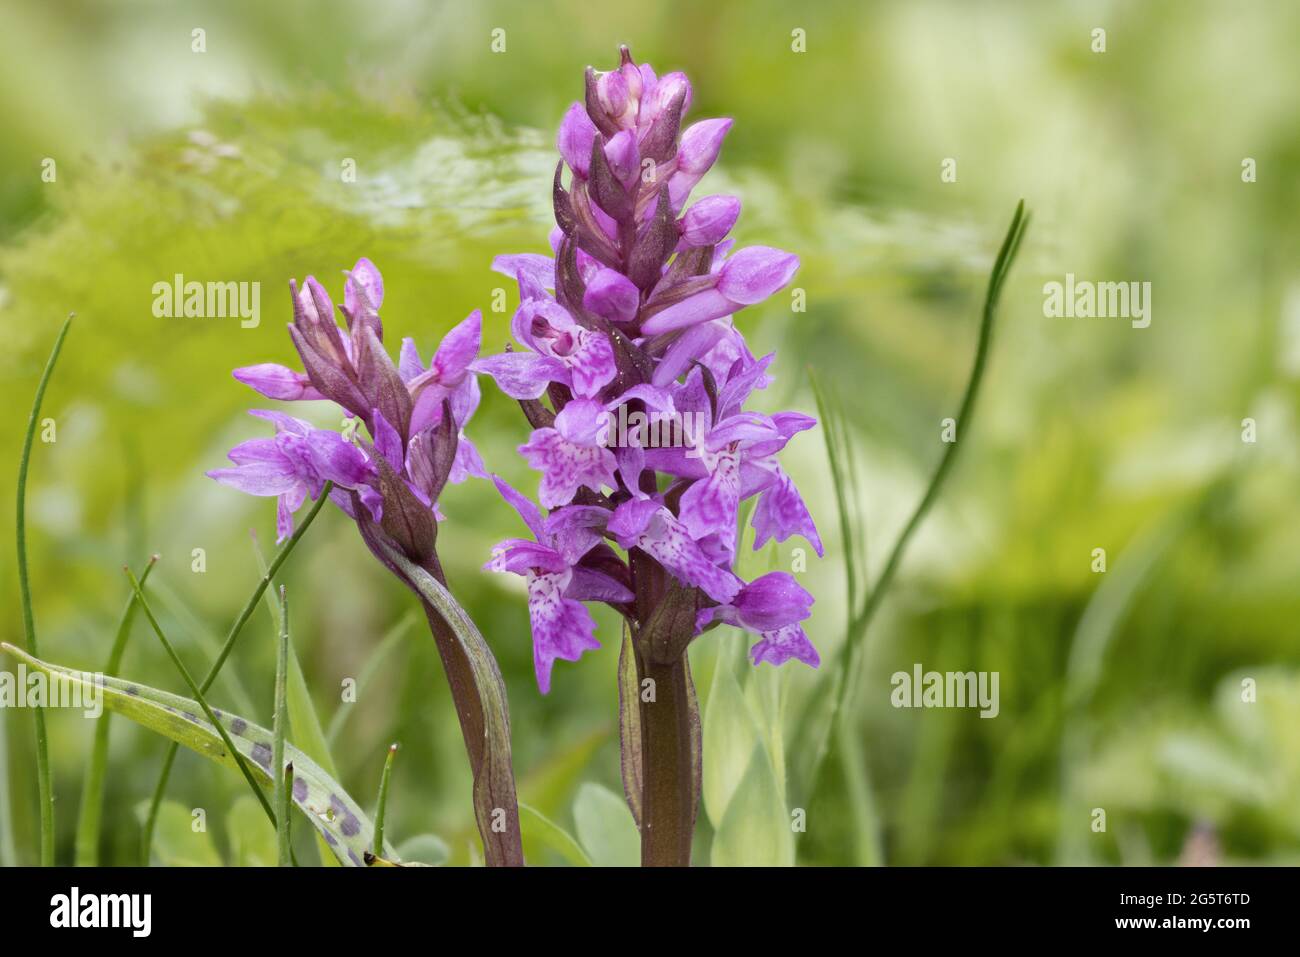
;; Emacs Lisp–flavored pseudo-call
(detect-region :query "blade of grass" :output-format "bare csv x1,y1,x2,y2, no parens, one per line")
147,580,258,717
842,200,1028,701
280,763,294,865
325,610,417,746
140,481,332,862
373,743,397,856
795,373,869,794
17,313,73,866
0,701,14,865
793,202,1029,828
75,556,158,866
250,531,337,777
273,586,291,867
125,568,278,832
252,531,341,866
796,377,879,864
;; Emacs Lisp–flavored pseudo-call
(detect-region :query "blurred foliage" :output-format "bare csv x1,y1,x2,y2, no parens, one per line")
3,0,1300,865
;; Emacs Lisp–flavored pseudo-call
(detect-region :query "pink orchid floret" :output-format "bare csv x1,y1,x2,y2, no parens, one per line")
207,410,381,543
485,477,632,692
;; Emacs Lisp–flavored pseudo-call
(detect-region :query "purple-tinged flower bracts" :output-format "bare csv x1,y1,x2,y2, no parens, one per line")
214,259,489,556
476,48,821,694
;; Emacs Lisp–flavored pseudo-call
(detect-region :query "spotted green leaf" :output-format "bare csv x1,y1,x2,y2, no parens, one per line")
2,642,394,867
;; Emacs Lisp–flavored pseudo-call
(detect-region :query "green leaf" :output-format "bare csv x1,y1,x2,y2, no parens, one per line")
3,642,394,867
325,610,416,747
135,800,222,867
396,834,451,866
710,743,793,867
744,657,788,800
519,802,592,867
357,529,523,866
143,580,259,718
227,795,278,867
572,782,639,867
617,627,643,827
702,648,759,828
126,568,280,840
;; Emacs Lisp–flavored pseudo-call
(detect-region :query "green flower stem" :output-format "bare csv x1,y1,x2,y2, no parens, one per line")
629,553,700,868
637,653,696,867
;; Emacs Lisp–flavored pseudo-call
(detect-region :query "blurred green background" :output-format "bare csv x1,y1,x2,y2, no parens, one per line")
3,0,1299,866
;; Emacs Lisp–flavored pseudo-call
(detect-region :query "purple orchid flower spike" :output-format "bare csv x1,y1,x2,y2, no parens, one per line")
470,47,822,867
212,259,524,867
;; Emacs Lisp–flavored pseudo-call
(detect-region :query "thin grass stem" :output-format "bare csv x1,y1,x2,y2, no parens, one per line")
140,482,332,861
373,743,398,856
75,556,158,866
125,568,277,834
273,586,292,867
17,314,74,866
